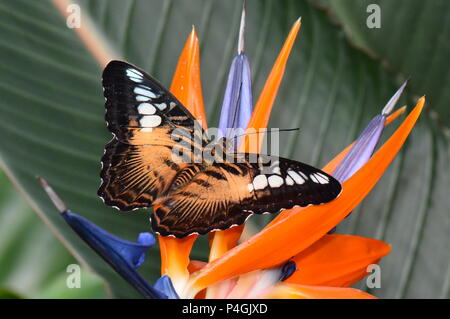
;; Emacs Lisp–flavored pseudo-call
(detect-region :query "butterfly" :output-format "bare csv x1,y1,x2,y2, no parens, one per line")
98,60,342,238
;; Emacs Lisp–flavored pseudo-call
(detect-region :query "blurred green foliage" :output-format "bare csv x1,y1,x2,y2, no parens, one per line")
0,171,106,298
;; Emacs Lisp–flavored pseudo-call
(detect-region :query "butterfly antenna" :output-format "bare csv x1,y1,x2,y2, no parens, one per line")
278,128,300,133
231,128,300,141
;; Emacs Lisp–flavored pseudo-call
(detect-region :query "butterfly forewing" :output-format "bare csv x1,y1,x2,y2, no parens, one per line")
99,61,207,210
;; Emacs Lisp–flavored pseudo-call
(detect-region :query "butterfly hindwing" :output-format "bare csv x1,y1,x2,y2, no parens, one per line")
152,162,254,237
99,60,207,210
153,154,342,238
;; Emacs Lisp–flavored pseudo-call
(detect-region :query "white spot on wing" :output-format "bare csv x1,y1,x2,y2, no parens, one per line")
315,173,329,184
137,103,156,114
134,86,157,98
299,171,308,180
154,102,167,110
287,170,305,184
129,76,143,83
310,174,319,183
247,183,254,192
136,95,150,102
311,173,329,184
253,175,268,190
127,68,143,77
140,115,162,127
127,69,143,83
285,176,294,186
268,175,284,188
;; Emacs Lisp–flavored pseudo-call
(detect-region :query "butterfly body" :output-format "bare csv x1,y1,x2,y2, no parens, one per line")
99,60,342,238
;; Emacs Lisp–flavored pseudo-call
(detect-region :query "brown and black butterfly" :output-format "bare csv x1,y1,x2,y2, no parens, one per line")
99,60,342,238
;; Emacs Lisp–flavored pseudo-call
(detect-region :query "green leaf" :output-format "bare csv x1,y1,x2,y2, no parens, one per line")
313,0,450,126
0,171,106,298
35,267,106,299
0,289,24,299
0,0,448,298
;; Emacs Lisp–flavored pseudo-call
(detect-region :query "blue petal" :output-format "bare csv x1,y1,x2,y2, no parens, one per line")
154,275,180,299
62,211,155,269
61,210,166,299
333,114,386,182
134,232,156,268
218,53,253,148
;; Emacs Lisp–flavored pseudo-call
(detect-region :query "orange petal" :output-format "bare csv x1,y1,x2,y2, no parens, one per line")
208,226,243,261
264,283,377,299
187,97,424,293
205,227,243,298
158,235,197,292
158,28,205,290
385,105,406,126
170,27,207,128
186,261,208,300
239,18,301,153
188,260,207,274
285,234,391,287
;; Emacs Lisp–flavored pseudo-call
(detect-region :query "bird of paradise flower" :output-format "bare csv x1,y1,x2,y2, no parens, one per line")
41,3,425,299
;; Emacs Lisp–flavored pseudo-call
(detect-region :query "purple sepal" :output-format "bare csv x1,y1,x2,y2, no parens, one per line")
218,53,253,148
333,114,386,182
